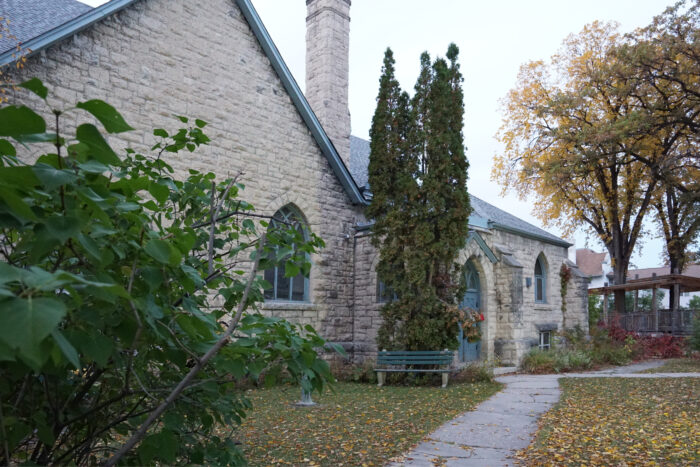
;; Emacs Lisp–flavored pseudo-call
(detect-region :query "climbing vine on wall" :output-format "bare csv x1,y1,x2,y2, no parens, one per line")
560,264,572,328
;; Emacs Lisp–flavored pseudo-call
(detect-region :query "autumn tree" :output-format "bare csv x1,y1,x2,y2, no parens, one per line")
612,0,700,200
494,22,659,316
609,0,700,307
369,45,470,351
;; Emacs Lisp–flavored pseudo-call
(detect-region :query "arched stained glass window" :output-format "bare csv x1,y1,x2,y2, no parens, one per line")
534,255,546,303
263,205,309,302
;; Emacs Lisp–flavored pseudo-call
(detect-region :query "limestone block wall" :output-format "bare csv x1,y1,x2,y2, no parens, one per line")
6,0,364,344
565,272,591,332
351,232,382,361
486,229,587,364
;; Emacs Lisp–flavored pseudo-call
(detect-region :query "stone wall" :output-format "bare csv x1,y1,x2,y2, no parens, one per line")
6,0,364,344
350,232,382,360
486,229,588,364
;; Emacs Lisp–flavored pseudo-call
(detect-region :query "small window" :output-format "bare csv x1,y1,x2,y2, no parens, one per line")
377,280,396,303
534,255,546,303
539,331,551,351
263,205,309,302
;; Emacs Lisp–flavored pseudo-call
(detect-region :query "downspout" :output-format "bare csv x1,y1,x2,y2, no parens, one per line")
351,228,357,362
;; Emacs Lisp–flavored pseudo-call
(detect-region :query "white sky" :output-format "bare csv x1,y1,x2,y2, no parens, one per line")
79,0,679,269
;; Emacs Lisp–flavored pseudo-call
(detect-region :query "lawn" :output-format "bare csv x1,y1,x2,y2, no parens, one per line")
642,358,700,373
518,378,700,466
234,381,502,466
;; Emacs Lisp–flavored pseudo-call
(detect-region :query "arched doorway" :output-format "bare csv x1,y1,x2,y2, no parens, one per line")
459,260,481,362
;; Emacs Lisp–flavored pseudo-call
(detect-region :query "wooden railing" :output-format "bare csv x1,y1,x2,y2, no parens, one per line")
615,309,699,335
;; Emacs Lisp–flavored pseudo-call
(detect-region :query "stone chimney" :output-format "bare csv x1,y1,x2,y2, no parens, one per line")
305,0,351,166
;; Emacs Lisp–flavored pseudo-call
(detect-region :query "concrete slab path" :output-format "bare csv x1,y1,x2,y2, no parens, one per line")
392,361,700,467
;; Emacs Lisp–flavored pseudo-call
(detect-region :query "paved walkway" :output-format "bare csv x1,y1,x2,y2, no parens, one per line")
393,361,700,466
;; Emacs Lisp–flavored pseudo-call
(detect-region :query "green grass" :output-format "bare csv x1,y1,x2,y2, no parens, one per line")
642,358,700,373
234,381,502,466
519,378,700,466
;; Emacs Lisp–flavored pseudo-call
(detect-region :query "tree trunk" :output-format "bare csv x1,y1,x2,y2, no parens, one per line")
611,258,628,318
668,254,683,313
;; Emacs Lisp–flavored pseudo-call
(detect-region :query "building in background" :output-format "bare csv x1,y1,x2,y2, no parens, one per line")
576,248,613,288
1,0,589,365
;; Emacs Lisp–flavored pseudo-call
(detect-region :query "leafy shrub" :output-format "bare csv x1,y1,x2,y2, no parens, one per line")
602,322,686,359
521,349,557,374
588,295,602,328
560,325,588,349
590,345,633,366
521,349,593,374
332,361,377,384
523,322,689,374
690,316,700,352
0,79,337,465
453,362,494,383
563,350,593,371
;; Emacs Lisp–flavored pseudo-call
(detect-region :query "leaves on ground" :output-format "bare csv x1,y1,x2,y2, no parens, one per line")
642,358,700,374
518,377,699,466
229,381,501,466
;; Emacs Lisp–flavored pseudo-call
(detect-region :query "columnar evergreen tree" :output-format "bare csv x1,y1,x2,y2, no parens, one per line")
369,45,471,351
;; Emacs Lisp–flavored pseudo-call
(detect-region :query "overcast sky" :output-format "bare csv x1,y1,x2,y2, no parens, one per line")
79,0,679,269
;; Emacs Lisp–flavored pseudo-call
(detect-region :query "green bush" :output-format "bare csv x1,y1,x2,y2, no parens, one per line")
558,350,593,371
689,316,700,351
521,349,558,373
453,362,495,383
521,349,594,374
332,361,378,384
589,345,633,366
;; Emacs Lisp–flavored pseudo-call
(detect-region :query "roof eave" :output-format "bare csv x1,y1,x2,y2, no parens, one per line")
467,231,498,264
235,0,367,206
0,0,140,67
491,222,571,248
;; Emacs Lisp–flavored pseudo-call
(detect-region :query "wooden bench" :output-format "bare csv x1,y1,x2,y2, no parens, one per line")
376,350,454,388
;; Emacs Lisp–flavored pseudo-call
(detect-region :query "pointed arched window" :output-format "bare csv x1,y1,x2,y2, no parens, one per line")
263,205,309,302
534,255,546,303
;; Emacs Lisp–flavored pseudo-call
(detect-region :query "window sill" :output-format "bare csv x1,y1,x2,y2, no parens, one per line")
261,301,317,311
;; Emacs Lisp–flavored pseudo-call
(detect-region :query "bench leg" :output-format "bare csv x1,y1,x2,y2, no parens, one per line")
377,371,384,387
442,372,448,388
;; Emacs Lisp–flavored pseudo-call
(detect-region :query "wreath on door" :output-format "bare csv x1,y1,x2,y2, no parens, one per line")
460,307,485,342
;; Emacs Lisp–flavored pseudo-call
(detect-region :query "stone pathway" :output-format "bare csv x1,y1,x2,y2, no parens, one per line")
392,361,700,466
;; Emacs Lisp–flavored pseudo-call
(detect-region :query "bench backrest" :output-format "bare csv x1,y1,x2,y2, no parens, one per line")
377,350,453,366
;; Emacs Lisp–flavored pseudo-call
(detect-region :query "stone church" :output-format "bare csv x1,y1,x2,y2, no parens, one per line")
1,0,588,365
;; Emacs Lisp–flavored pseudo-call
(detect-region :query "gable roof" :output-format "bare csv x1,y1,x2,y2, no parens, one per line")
349,136,571,247
0,0,92,56
350,135,370,188
469,195,570,247
576,248,607,277
0,0,367,206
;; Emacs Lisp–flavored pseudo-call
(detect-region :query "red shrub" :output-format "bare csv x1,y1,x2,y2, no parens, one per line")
638,335,685,359
598,321,686,359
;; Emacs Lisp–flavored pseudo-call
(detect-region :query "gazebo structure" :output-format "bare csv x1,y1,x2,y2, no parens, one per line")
589,274,700,335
